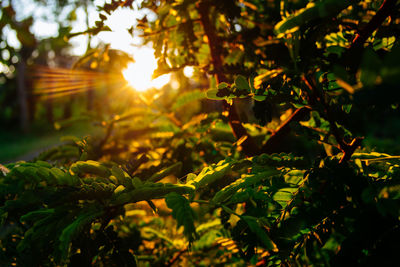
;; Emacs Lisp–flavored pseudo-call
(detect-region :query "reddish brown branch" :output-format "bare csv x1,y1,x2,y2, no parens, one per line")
351,0,398,50
259,0,391,157
199,0,351,157
302,76,346,148
166,248,188,267
139,19,201,37
198,0,260,156
302,75,362,163
339,137,363,163
260,106,312,154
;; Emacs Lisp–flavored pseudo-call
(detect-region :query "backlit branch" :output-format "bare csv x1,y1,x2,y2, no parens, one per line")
198,0,260,156
303,75,362,163
260,106,311,154
351,0,398,50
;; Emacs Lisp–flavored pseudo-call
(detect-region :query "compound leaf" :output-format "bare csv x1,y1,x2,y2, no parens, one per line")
165,192,197,243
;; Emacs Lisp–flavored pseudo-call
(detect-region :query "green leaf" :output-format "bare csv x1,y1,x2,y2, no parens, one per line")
59,208,103,259
227,188,255,204
273,188,297,208
111,165,132,187
17,212,60,253
249,75,256,93
342,104,352,113
165,192,197,243
242,216,277,251
70,160,111,178
322,233,346,252
172,90,206,110
20,209,55,223
148,162,182,182
195,219,221,233
217,82,229,89
193,229,221,251
253,95,267,101
187,158,234,190
235,75,250,91
131,177,143,188
35,160,52,168
212,169,279,204
206,89,225,100
275,0,350,35
142,227,174,245
326,45,346,56
253,153,308,169
273,188,297,201
111,183,194,206
254,69,283,89
50,168,80,186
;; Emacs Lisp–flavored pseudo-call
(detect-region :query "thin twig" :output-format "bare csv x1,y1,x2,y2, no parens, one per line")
98,121,114,149
166,248,188,267
139,19,201,37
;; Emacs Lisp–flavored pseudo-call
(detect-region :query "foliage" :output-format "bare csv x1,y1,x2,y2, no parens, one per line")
1,0,400,266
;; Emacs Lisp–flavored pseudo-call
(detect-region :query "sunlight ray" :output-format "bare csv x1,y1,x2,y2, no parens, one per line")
30,65,126,99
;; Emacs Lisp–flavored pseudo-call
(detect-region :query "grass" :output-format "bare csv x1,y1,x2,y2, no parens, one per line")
0,122,99,163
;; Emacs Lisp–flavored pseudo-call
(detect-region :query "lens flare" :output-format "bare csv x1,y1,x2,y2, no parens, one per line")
122,48,170,92
31,65,125,99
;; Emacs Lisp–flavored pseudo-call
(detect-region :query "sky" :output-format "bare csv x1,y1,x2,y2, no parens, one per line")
1,0,195,90
0,0,178,90
3,0,148,55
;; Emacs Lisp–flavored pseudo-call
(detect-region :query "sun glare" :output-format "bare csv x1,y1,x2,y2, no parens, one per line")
122,48,170,92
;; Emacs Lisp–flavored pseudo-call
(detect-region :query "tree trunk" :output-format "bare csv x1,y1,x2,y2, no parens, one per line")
46,96,54,124
17,59,29,132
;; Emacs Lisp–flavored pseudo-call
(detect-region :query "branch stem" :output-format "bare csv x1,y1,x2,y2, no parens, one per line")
351,0,397,50
198,0,260,156
302,75,362,163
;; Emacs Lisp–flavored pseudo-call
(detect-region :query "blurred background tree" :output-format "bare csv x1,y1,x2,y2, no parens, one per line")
1,0,81,131
0,0,136,161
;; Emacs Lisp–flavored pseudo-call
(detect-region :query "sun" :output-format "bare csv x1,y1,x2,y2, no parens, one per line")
122,48,170,92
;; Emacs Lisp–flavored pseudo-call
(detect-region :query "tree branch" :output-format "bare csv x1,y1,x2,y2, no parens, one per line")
199,0,348,157
139,19,201,37
302,75,362,163
351,0,397,50
344,0,398,71
166,248,188,267
198,0,260,156
260,106,311,154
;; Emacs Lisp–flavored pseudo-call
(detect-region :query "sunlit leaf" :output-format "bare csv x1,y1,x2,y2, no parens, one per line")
206,88,225,100
172,90,206,110
275,0,350,35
